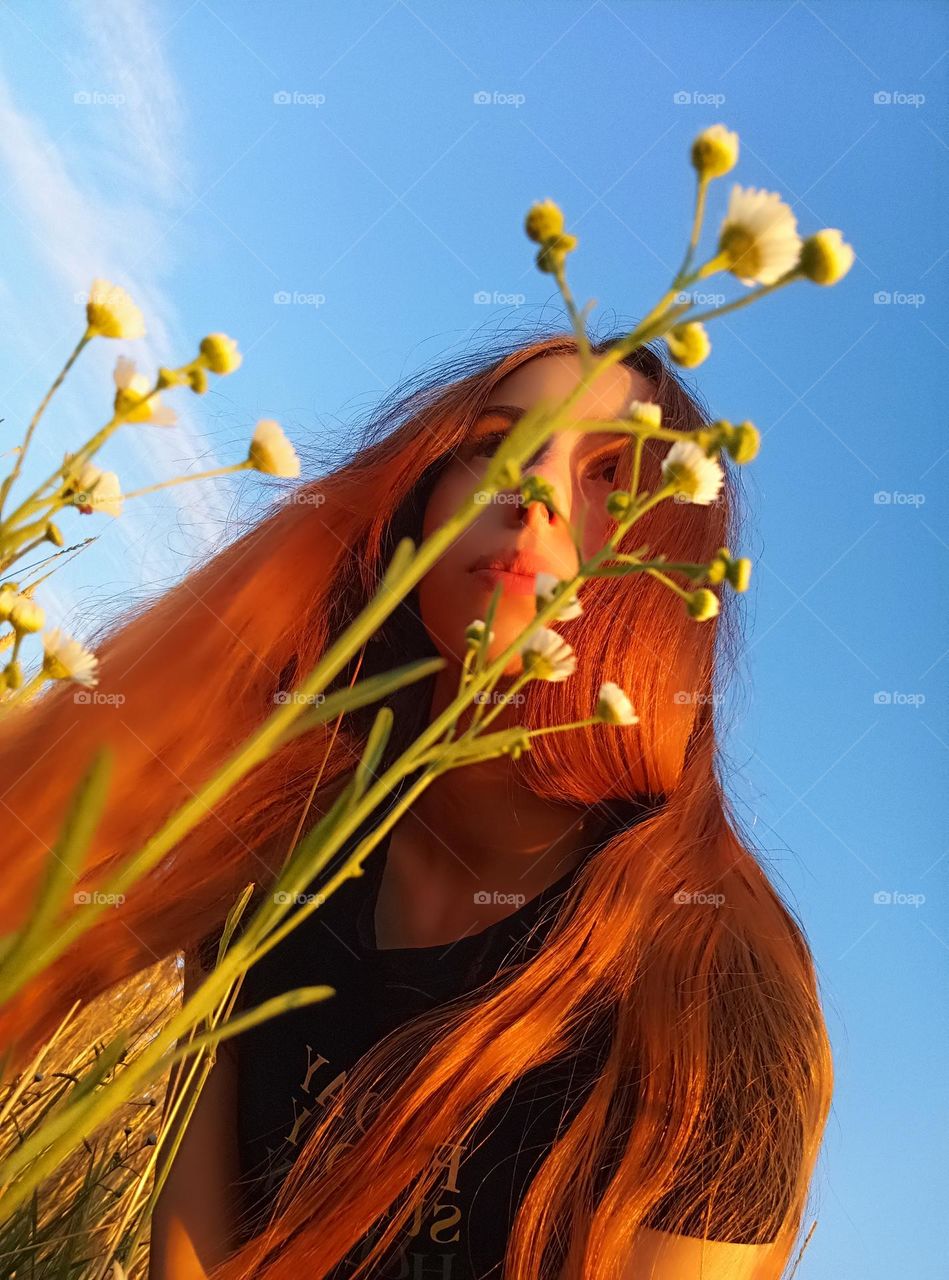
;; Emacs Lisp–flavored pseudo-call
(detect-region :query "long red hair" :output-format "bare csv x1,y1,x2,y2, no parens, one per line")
0,332,832,1277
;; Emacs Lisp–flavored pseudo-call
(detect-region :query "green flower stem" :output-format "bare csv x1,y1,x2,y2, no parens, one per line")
0,368,180,540
0,515,58,565
677,175,710,281
0,293,740,1207
675,271,801,326
121,461,252,502
0,334,91,520
3,671,45,708
0,382,629,999
552,263,593,372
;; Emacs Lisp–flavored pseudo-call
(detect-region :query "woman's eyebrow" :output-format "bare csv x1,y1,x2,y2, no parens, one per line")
478,404,624,453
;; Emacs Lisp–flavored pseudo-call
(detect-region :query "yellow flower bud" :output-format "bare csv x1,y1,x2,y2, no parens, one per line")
706,551,730,585
46,523,64,547
727,421,760,465
665,321,711,368
465,619,494,648
524,199,565,243
686,588,720,622
799,229,855,286
535,233,578,274
188,366,209,395
606,490,634,520
727,557,752,592
0,585,18,621
10,596,45,633
4,660,23,690
199,333,242,375
691,124,739,181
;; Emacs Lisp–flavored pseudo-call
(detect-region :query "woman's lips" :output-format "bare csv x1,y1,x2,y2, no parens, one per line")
470,566,538,597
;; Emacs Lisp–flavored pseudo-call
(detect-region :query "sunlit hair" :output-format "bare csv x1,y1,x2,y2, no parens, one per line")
0,330,832,1278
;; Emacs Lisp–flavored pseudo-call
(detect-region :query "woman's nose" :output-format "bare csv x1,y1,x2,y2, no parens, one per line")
506,438,572,527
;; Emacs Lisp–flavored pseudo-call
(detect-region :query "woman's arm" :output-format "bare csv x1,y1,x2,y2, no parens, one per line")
149,950,242,1280
618,1226,786,1280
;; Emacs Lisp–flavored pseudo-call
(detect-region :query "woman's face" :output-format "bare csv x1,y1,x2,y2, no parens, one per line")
417,351,654,676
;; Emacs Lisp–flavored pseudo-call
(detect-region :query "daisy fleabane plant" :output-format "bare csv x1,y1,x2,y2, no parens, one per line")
0,278,302,708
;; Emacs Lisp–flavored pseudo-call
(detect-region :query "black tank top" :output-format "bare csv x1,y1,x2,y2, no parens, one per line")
222,799,783,1277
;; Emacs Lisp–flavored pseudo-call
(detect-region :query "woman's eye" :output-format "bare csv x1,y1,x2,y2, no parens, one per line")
472,430,507,458
587,454,621,484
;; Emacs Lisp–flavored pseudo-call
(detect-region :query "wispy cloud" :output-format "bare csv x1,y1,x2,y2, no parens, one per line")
0,0,242,633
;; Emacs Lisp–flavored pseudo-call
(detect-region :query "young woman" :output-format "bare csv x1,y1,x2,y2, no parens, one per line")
0,333,832,1280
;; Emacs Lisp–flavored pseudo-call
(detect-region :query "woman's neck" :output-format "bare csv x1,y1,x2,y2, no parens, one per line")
374,757,594,950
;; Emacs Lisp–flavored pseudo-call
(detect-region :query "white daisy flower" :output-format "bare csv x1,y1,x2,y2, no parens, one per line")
74,462,124,518
534,571,583,622
626,399,662,429
520,627,576,682
85,277,145,340
464,618,494,647
113,357,177,426
248,419,301,478
717,185,802,286
661,440,724,506
596,681,639,726
42,628,99,688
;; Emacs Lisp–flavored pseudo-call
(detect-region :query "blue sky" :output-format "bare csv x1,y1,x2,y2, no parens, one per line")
0,2,945,1275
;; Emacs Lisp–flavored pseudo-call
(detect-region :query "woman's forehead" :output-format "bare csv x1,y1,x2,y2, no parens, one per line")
485,353,651,421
